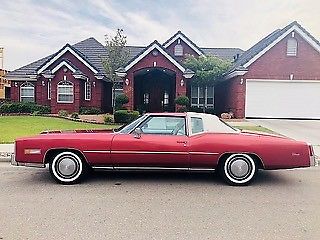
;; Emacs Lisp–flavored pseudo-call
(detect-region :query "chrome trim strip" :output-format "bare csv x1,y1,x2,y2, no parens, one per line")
83,150,110,153
189,152,219,155
15,162,45,168
111,151,188,155
114,166,189,171
189,168,215,171
91,166,114,170
91,166,216,171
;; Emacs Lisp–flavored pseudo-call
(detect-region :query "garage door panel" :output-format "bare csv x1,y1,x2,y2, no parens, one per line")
246,80,320,119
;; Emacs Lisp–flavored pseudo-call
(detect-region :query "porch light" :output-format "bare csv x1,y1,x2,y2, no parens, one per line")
183,69,195,79
14,82,18,87
125,78,130,86
180,79,184,86
42,80,45,86
93,81,96,87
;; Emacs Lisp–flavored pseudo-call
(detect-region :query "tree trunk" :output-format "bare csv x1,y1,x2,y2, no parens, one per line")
202,85,206,113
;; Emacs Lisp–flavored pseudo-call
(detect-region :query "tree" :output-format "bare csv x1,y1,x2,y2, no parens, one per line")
102,29,129,112
184,55,231,112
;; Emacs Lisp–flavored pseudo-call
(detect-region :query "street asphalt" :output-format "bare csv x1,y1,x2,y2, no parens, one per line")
0,162,319,240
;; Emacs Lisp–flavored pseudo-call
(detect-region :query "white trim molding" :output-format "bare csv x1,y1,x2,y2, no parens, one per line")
225,70,248,80
163,33,204,56
124,42,186,72
246,78,320,83
37,46,98,74
244,24,320,68
51,61,76,74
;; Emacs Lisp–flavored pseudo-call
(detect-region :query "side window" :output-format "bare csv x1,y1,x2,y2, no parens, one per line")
139,116,186,135
191,117,204,134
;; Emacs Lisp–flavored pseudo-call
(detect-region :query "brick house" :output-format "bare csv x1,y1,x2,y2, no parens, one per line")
7,21,320,118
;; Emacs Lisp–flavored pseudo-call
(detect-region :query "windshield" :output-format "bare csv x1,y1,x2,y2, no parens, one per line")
118,115,147,134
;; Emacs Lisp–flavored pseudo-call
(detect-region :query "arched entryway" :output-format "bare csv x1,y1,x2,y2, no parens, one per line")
134,67,176,112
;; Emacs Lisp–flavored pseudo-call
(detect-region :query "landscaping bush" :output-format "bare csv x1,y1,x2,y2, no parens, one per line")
0,102,50,114
58,110,68,117
114,110,139,124
177,106,188,112
115,94,129,110
103,114,114,124
70,112,79,119
79,107,102,115
189,106,216,115
175,96,190,107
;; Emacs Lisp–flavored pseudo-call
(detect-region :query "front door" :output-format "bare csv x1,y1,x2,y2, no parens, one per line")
111,115,189,168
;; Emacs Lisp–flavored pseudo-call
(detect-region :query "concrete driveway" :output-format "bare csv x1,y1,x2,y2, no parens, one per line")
249,119,320,157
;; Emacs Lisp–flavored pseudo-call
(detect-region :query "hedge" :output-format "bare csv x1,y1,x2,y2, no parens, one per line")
0,102,50,114
79,107,102,115
114,110,140,124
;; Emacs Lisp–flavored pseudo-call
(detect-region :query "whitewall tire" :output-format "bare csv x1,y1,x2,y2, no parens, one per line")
219,153,257,186
49,151,86,184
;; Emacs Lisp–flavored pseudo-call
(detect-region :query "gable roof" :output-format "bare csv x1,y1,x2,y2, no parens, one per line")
123,40,186,72
227,21,320,78
37,43,99,74
7,37,107,79
163,31,205,56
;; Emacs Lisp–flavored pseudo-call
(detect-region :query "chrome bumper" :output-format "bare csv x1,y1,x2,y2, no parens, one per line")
10,153,17,166
310,156,317,167
11,153,45,168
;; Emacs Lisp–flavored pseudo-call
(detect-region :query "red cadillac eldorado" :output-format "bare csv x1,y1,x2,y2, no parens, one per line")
11,112,316,185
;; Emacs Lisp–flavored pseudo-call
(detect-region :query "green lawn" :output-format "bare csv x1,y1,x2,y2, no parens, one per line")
233,125,277,134
0,116,119,143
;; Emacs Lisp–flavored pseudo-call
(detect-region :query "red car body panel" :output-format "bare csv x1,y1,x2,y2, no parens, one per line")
13,113,313,170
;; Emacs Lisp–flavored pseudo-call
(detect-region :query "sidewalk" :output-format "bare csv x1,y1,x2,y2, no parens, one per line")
0,144,14,162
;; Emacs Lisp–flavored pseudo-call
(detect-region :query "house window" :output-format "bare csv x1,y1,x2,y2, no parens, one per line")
143,93,149,104
163,91,169,105
47,81,51,100
85,81,91,101
174,44,183,56
287,38,298,56
191,85,214,108
20,82,35,102
57,81,73,103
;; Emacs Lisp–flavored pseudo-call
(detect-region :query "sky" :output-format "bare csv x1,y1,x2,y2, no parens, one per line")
0,0,319,70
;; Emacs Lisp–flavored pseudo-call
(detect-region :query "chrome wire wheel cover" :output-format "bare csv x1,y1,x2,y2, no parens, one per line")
224,154,256,184
51,152,83,183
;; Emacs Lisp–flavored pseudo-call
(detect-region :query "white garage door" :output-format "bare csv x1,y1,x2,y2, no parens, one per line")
245,80,320,119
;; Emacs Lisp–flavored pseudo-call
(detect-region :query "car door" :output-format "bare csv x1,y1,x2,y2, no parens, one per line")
111,115,189,168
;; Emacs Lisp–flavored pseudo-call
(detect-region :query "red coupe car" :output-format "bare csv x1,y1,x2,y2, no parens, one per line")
11,112,315,185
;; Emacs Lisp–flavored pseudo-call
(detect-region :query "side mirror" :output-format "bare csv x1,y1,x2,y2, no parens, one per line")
133,128,142,139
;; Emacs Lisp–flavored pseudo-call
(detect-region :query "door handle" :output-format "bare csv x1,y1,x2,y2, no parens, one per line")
177,141,188,144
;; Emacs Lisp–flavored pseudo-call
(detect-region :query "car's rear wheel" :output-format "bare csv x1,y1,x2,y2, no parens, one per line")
219,153,256,186
49,151,86,184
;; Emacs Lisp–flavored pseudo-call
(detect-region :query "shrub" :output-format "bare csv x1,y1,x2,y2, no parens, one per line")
79,107,102,115
175,96,189,107
177,106,188,112
114,110,139,124
104,114,114,124
0,102,50,114
115,94,129,110
58,110,68,117
70,112,79,119
189,106,216,115
115,94,129,106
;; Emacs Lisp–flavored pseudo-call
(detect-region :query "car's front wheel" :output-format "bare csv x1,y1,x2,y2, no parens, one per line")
49,151,86,184
219,153,257,186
